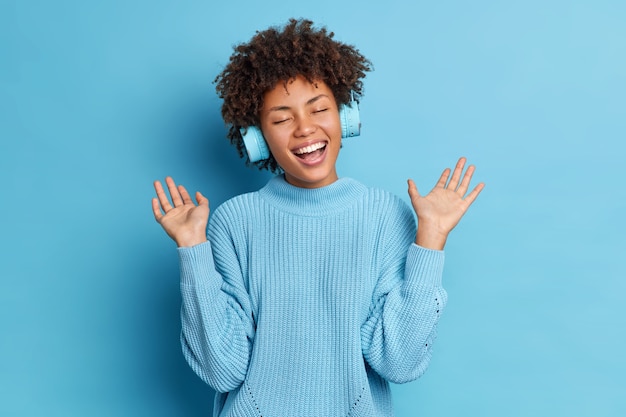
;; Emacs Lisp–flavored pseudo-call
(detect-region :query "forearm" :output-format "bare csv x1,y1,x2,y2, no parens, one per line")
178,241,254,391
361,244,447,383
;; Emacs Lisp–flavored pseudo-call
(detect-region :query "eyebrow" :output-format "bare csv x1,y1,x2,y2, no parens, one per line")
267,94,329,112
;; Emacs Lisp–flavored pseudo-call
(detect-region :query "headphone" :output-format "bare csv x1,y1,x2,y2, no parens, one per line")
239,97,361,162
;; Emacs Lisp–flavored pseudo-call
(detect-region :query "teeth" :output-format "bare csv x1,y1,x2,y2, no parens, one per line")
294,142,325,155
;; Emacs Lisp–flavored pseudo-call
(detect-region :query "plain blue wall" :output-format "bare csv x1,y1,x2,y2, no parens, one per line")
2,0,625,416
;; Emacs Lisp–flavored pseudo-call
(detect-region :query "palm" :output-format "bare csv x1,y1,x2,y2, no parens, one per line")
152,177,210,247
413,186,473,233
159,200,209,238
408,157,484,248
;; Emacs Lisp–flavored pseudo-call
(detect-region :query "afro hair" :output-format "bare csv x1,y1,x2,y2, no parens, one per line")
214,18,373,172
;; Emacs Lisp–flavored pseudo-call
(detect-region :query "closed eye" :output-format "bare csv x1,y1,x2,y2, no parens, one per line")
313,108,329,114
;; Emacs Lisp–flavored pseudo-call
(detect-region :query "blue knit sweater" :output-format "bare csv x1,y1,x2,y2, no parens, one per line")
178,175,447,417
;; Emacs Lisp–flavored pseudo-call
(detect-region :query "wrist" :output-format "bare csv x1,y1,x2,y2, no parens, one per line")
415,225,447,251
175,234,207,248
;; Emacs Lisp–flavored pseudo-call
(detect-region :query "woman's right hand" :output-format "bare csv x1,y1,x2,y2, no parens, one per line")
152,176,209,247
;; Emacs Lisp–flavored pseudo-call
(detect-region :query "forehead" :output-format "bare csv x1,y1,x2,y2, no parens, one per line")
263,76,333,105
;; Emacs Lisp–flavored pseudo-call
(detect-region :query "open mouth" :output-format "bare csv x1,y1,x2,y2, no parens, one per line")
293,142,327,161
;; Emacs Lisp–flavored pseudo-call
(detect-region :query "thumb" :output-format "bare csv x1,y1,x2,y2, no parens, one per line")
407,179,421,200
196,191,210,207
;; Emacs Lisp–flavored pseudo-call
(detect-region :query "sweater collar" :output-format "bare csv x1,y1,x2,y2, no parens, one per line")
259,174,365,216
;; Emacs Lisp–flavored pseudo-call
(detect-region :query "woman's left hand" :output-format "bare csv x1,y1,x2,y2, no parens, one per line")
407,157,485,250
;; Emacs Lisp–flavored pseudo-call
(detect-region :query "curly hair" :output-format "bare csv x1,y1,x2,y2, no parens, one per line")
214,18,373,172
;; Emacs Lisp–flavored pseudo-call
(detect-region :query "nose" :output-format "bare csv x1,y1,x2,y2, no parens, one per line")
294,115,316,137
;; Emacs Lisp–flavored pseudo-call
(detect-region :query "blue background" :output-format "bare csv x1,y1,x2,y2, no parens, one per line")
2,0,625,416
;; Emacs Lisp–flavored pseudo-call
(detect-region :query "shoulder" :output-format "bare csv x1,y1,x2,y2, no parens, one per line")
206,190,264,251
360,182,414,220
210,190,262,226
358,182,417,247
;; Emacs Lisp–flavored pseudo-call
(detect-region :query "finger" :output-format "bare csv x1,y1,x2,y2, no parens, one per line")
407,179,421,201
196,191,210,207
463,182,485,206
153,180,173,212
446,157,466,190
178,184,194,205
435,168,451,189
165,176,183,207
151,197,164,222
456,164,476,196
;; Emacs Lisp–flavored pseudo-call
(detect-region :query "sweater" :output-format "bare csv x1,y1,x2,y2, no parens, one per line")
178,175,447,417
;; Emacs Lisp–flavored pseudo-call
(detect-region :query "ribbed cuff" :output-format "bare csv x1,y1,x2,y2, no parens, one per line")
404,243,445,287
177,240,215,287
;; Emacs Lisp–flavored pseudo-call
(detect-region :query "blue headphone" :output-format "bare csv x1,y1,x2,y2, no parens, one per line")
239,98,361,162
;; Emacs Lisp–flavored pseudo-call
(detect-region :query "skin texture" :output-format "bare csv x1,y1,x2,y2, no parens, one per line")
259,76,342,189
407,158,484,249
152,177,209,248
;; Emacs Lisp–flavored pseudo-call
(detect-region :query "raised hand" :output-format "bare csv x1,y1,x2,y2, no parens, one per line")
152,177,210,247
407,157,484,250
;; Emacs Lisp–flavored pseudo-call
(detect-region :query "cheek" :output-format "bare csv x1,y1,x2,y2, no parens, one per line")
262,130,289,156
322,114,342,137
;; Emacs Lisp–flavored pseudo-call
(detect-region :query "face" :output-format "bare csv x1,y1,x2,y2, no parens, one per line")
260,75,342,189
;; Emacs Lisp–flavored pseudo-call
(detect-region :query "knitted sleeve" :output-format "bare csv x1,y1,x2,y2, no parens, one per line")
178,206,255,393
360,197,447,384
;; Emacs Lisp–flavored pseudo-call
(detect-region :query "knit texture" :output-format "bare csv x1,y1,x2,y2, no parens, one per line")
178,175,447,417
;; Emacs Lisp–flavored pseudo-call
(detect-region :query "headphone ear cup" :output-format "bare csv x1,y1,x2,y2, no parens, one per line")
339,101,361,138
240,126,270,162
